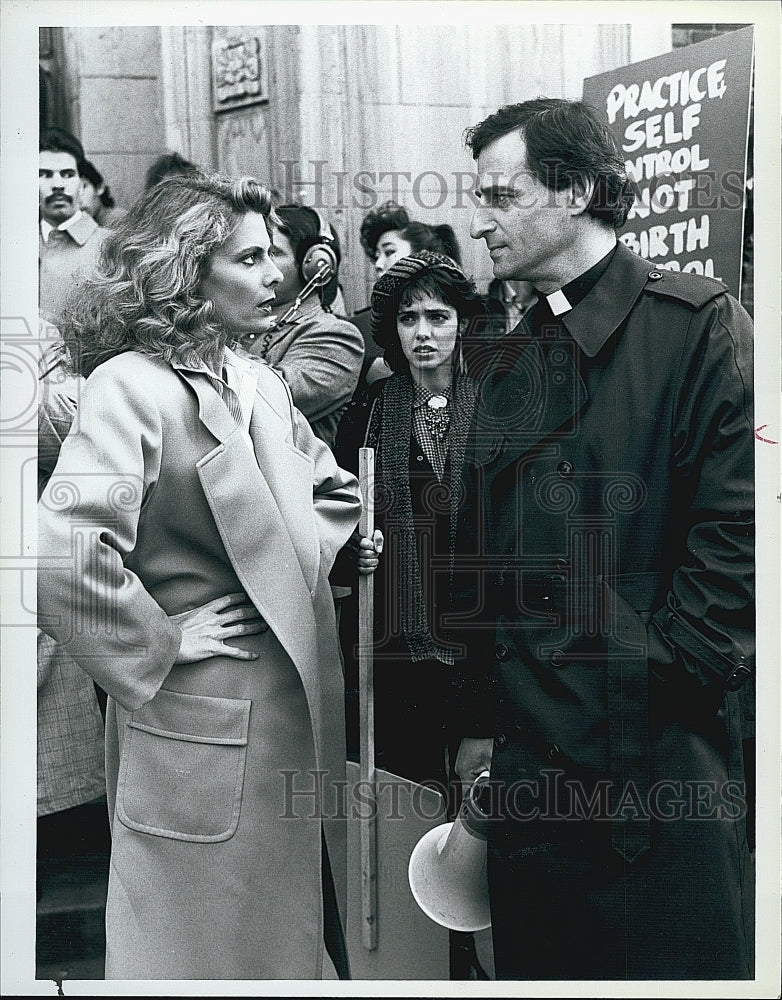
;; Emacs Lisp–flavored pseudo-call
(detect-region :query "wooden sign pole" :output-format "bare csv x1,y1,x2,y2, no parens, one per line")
345,447,449,979
358,447,378,950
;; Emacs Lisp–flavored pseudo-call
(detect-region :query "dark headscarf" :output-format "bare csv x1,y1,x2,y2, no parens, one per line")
370,250,484,366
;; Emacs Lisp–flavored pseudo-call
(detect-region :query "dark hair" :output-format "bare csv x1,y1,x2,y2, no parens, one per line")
145,151,200,190
359,200,411,259
370,251,484,377
398,221,462,265
274,204,342,308
464,98,634,229
79,160,116,209
39,127,84,166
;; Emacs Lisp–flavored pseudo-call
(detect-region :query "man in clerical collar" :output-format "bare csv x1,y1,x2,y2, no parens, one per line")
451,98,755,982
39,127,109,327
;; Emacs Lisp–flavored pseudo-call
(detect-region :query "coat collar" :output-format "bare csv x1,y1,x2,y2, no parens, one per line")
171,353,239,444
474,244,654,470
560,242,651,358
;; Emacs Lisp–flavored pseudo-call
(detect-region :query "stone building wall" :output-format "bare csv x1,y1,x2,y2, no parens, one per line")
59,26,166,209
267,22,672,309
51,21,673,311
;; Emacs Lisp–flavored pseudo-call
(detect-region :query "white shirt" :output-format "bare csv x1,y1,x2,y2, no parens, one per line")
40,209,87,244
222,348,260,443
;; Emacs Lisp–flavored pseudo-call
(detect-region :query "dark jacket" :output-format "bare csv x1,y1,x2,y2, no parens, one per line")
335,377,456,657
260,296,365,448
334,375,476,789
456,242,754,979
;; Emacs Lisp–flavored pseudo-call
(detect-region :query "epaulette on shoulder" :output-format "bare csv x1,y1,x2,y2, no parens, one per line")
642,266,728,310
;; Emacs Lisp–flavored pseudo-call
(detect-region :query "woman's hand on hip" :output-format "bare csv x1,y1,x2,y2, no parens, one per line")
171,592,268,664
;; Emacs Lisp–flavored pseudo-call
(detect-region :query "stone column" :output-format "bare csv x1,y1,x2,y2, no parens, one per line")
160,25,216,171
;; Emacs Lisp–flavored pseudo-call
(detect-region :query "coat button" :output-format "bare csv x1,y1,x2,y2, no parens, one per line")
495,642,511,662
648,270,663,280
495,732,508,750
416,454,424,462
547,743,561,760
549,649,565,668
554,558,569,571
557,460,573,478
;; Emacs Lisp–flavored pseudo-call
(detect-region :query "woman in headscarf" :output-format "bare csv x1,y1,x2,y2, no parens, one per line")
351,202,465,387
38,171,368,980
335,250,489,979
335,250,484,799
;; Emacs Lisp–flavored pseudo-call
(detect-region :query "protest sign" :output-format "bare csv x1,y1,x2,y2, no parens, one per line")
583,26,754,298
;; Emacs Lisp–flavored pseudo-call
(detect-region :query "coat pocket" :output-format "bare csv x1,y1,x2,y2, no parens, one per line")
116,688,251,842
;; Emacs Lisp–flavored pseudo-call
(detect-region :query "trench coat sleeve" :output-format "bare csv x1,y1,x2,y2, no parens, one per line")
271,314,365,423
290,397,362,573
650,292,755,693
38,362,182,711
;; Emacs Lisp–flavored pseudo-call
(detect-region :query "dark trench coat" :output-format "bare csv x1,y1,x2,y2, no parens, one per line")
453,243,755,979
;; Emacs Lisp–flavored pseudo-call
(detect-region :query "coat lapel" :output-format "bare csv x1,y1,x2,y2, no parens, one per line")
561,242,651,358
174,364,239,445
474,245,655,477
474,317,588,477
247,387,321,592
175,366,320,672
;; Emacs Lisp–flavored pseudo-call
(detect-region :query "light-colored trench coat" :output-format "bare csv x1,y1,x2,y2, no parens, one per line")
38,350,361,980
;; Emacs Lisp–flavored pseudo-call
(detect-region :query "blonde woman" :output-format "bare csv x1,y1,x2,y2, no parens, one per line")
39,172,366,979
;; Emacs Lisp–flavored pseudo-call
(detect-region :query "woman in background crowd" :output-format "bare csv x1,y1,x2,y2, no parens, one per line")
369,218,463,276
38,171,366,980
352,201,464,386
358,201,463,274
336,249,482,791
334,250,488,979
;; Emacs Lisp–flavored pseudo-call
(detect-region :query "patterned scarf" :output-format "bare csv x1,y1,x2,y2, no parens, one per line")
364,370,476,663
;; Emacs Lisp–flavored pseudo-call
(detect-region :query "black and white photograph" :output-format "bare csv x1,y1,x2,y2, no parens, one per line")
1,1,780,995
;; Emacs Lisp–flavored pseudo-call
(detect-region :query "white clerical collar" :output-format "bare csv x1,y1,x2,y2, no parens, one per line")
40,209,86,243
545,289,572,316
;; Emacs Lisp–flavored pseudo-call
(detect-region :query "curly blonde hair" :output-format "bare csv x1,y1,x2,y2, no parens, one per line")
61,171,278,376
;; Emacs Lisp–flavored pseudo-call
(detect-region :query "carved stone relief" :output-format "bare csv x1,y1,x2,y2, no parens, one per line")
212,27,269,113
